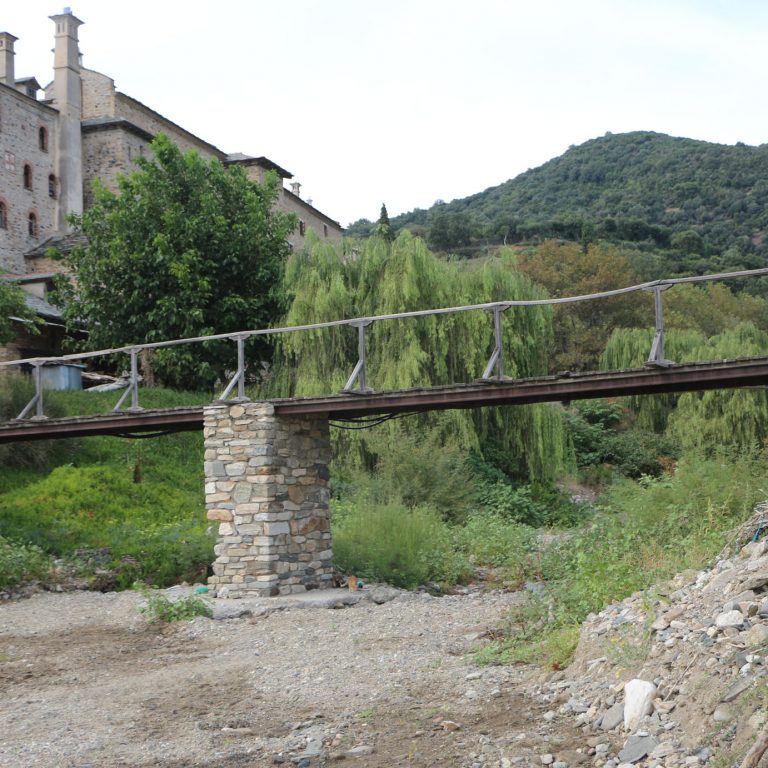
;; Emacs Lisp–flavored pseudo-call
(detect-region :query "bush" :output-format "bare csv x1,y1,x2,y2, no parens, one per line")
565,399,679,480
332,499,469,588
0,535,52,588
453,513,536,585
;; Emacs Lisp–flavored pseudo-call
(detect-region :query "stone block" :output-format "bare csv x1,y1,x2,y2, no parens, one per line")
236,524,264,535
233,482,253,503
206,508,233,522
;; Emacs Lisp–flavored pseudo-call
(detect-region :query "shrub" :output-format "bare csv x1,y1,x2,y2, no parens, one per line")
332,499,469,588
453,513,536,585
138,590,212,623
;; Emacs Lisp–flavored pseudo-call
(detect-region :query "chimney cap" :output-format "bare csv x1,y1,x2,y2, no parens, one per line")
49,9,84,26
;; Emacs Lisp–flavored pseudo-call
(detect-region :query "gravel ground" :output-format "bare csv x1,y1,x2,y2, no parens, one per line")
0,587,549,767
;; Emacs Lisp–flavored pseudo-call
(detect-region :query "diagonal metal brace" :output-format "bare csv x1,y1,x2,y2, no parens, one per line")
644,285,675,368
114,347,144,412
481,305,511,380
343,320,373,394
16,364,47,421
218,335,250,402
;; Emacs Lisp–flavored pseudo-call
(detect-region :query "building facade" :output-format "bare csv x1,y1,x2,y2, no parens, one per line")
0,11,343,285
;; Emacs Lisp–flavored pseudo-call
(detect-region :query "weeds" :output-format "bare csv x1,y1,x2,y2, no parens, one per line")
0,535,52,589
138,589,212,623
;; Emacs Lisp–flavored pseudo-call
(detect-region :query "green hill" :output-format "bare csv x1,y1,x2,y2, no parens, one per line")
388,131,768,275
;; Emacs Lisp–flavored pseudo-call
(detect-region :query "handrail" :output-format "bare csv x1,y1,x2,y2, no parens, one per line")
3,266,768,420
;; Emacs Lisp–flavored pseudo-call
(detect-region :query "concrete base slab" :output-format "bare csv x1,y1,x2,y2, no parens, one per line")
162,585,384,620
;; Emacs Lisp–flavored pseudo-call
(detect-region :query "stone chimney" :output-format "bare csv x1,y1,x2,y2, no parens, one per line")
50,9,84,227
290,182,301,197
0,32,18,86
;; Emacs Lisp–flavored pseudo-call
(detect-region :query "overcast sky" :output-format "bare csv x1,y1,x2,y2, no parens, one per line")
4,1,768,227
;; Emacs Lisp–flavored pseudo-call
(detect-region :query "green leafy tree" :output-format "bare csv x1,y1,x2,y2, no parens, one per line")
0,281,38,344
58,134,296,389
517,240,651,371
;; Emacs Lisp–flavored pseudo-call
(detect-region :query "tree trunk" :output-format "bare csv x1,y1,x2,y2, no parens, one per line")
139,348,155,388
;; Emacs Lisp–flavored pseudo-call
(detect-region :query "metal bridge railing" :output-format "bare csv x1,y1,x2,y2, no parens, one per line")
2,266,768,422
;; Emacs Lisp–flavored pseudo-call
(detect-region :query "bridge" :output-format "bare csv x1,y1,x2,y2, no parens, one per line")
1,267,767,597
0,355,767,442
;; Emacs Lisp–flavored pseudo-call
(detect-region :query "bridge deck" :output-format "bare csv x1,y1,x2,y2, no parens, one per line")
0,356,766,442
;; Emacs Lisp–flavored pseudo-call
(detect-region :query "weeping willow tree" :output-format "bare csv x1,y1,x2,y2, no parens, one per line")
601,327,709,432
667,324,768,454
602,322,768,452
267,232,569,481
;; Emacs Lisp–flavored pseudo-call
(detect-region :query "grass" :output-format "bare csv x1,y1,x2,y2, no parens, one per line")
478,450,768,668
0,384,213,589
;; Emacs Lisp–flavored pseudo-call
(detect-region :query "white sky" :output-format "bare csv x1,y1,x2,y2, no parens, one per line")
4,1,768,227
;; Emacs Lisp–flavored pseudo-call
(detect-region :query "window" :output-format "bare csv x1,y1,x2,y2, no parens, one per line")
28,212,38,238
39,127,48,152
48,174,57,198
323,224,328,238
23,164,32,189
298,220,306,237
0,201,6,229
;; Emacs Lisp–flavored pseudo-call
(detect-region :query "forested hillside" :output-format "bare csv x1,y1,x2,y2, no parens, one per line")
355,132,768,277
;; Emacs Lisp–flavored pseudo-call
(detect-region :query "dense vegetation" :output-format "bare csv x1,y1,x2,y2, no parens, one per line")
350,132,768,286
3,128,768,670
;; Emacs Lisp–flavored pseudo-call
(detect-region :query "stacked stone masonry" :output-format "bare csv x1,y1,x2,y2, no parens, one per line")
203,402,334,598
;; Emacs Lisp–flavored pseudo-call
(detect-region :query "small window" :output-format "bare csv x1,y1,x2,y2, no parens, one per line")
299,220,306,237
28,212,38,238
48,174,57,198
0,201,7,229
39,127,48,152
323,224,328,238
23,164,32,189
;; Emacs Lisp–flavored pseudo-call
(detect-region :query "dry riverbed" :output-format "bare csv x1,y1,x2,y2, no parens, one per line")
0,586,555,767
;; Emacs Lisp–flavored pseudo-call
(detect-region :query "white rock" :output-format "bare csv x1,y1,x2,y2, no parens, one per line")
715,610,745,628
624,679,657,732
541,754,554,765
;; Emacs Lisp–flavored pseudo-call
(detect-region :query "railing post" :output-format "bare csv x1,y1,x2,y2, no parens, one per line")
645,285,674,368
481,305,509,380
217,335,250,402
16,364,47,421
343,320,373,394
113,348,143,412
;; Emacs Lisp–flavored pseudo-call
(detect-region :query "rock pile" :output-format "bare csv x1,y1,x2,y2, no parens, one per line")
520,515,768,768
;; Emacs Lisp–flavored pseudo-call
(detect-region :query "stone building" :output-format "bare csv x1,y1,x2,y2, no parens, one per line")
0,10,343,358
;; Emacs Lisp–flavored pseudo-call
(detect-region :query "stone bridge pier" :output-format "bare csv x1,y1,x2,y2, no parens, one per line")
203,402,334,597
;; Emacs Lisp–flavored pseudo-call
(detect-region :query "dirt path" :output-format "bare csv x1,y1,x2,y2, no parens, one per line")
0,588,567,767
